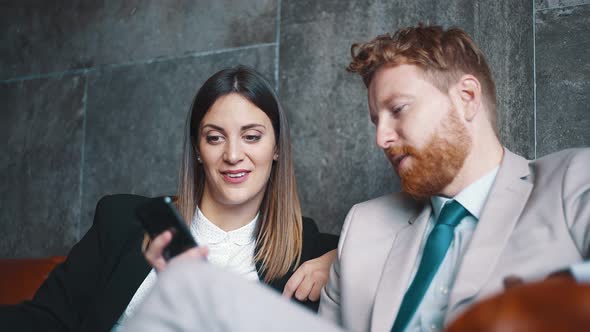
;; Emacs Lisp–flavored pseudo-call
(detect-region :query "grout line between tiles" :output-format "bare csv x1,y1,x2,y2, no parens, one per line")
533,0,538,159
275,0,282,93
0,43,277,84
78,74,89,240
535,2,590,12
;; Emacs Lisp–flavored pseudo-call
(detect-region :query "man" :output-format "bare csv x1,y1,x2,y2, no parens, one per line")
124,24,589,332
318,24,590,332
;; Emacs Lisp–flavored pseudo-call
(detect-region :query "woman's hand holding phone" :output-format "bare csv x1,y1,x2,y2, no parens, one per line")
136,196,208,272
144,230,209,272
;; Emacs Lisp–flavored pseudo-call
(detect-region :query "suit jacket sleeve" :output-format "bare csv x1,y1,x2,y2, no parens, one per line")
1,198,113,332
0,194,146,332
562,150,590,283
319,204,357,326
563,149,590,258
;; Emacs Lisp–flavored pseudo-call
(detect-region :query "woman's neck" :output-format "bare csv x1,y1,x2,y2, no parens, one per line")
198,194,262,232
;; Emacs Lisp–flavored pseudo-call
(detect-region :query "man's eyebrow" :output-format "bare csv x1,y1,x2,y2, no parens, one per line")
382,93,413,106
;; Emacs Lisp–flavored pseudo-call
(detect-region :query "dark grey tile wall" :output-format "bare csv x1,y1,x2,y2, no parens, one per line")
0,0,276,80
535,4,590,156
0,76,85,257
474,2,535,158
280,0,534,233
81,47,275,232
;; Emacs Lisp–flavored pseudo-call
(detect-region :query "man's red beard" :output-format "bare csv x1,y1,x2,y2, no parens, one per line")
386,111,472,201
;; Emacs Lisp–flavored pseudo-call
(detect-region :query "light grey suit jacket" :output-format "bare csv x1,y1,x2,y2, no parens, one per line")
319,148,590,332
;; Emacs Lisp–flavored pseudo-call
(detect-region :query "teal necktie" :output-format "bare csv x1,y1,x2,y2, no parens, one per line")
390,200,470,332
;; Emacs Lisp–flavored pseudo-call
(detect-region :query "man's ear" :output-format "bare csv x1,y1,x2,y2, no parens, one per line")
455,74,482,122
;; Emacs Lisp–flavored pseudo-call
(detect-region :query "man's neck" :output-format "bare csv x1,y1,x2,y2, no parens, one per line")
439,141,504,198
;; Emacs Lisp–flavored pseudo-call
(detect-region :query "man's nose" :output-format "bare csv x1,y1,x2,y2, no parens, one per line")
375,121,399,150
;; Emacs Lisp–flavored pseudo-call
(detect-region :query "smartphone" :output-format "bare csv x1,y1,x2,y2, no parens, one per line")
136,196,198,260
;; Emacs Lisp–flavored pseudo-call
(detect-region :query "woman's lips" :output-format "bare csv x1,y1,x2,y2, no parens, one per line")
221,170,251,184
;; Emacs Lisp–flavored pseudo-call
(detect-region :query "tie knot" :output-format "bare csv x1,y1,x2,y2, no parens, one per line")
437,200,470,228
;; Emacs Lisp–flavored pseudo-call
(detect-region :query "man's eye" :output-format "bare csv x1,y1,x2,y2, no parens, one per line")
392,104,407,114
244,135,261,142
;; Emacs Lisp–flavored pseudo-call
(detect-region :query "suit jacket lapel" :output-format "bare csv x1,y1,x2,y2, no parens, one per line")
371,202,431,331
446,148,533,322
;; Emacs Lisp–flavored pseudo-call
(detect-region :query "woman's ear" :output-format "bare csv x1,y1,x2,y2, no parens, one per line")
193,143,203,163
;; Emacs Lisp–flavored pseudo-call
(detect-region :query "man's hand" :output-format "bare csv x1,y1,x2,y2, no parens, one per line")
143,230,209,272
283,249,337,301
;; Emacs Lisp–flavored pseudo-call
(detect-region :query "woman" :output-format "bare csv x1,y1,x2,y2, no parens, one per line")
3,66,337,332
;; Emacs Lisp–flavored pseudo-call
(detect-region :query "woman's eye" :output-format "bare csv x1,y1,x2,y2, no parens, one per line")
206,135,224,144
244,135,261,142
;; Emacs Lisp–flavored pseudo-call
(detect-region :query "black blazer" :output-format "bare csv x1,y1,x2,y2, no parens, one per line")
1,194,338,332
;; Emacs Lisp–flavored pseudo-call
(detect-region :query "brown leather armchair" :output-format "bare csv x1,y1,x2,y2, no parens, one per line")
0,256,66,305
446,278,590,332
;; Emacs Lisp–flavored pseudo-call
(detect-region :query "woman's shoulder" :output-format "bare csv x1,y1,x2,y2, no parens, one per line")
300,216,339,259
301,216,319,234
95,194,150,211
92,194,151,232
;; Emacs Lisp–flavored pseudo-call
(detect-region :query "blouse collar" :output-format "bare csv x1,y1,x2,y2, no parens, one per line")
191,207,258,246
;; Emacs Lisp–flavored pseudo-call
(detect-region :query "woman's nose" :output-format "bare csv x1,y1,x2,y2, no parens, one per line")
223,139,244,164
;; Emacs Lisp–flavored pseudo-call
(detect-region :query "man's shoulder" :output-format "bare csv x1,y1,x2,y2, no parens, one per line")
533,147,590,164
350,192,422,215
341,192,424,237
337,193,424,268
530,148,590,178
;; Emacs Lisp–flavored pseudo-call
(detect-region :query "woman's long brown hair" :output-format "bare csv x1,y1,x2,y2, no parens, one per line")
176,66,302,282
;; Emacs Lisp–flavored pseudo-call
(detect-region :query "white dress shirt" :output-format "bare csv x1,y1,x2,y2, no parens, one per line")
111,207,259,331
405,167,499,332
571,261,590,283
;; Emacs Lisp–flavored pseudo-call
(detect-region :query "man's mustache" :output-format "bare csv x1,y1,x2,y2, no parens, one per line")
386,145,417,159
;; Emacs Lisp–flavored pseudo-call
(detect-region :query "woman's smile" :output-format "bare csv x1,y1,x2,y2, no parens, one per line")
221,169,251,184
